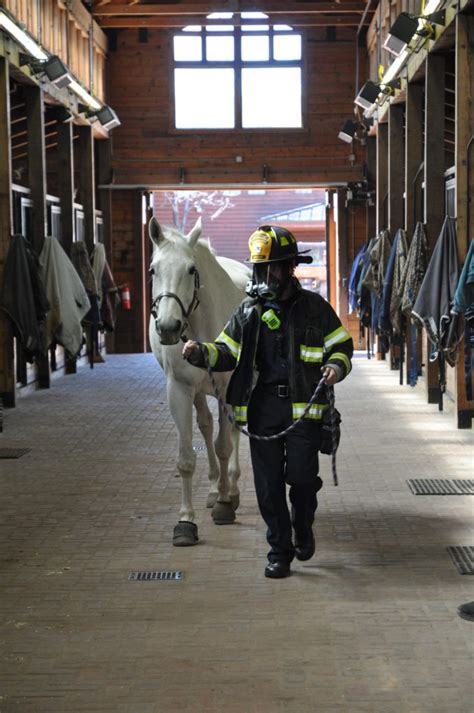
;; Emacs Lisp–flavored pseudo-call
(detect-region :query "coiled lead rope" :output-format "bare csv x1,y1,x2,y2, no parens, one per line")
203,355,339,485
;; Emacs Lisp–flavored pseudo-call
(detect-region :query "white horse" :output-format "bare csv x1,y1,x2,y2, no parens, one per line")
148,216,250,546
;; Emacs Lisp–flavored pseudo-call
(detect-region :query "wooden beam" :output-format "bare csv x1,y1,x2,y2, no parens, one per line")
424,53,446,405
454,12,474,428
97,14,369,28
25,85,50,390
0,57,15,408
388,103,404,234
404,82,424,238
93,2,369,16
376,122,388,234
77,125,96,252
366,135,376,241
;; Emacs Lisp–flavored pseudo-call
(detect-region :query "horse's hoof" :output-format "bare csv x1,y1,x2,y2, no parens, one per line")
173,521,199,546
206,492,218,508
230,493,240,511
212,500,236,525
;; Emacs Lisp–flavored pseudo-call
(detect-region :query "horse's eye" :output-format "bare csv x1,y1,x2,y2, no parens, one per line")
149,267,155,276
188,266,196,275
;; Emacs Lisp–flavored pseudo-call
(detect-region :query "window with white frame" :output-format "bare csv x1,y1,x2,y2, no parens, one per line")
173,12,303,130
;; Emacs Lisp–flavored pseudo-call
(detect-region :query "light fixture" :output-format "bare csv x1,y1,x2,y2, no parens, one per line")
338,120,359,144
0,9,48,60
93,105,121,131
383,11,445,57
20,53,74,88
355,79,400,110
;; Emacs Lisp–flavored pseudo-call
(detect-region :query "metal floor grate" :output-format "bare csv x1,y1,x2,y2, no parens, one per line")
0,448,31,459
407,479,474,495
129,571,183,581
447,546,474,575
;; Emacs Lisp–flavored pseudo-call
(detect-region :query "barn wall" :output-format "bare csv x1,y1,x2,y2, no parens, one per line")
106,27,366,186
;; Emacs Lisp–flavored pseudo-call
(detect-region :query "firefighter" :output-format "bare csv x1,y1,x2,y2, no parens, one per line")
183,225,353,578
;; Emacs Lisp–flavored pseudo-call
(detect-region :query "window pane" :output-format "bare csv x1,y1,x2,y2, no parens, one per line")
242,68,302,128
206,24,233,32
183,26,202,32
174,36,202,61
241,35,269,61
241,24,270,32
206,35,234,61
274,25,292,31
241,12,268,19
174,68,235,128
274,34,301,60
207,12,232,19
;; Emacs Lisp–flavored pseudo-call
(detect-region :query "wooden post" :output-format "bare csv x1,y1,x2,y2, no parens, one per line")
388,103,405,234
424,53,446,404
405,83,424,238
366,135,377,242
57,121,75,256
336,187,348,323
0,58,15,408
96,139,114,352
77,125,96,252
25,85,49,389
454,13,474,428
376,122,388,234
405,82,424,385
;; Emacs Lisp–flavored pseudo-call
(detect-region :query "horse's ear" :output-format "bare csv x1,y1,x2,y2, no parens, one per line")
185,217,202,248
148,216,166,246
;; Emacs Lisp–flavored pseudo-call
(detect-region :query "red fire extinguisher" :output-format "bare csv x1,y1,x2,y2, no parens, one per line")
121,283,131,310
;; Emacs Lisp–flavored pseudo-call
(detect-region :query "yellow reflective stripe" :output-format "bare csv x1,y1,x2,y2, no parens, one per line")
233,405,248,422
300,345,324,362
203,342,218,368
324,326,351,349
329,351,351,373
216,330,241,360
292,403,328,420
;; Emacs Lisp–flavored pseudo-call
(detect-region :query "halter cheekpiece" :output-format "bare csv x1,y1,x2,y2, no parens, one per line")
150,267,201,340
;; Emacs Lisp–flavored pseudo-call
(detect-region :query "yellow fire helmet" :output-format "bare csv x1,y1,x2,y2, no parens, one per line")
246,225,312,264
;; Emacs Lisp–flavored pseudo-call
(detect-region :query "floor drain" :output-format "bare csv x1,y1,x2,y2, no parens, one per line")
0,448,31,459
129,571,183,581
407,479,474,495
447,546,474,575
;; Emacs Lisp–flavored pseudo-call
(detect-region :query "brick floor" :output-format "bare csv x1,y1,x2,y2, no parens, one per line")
0,353,472,713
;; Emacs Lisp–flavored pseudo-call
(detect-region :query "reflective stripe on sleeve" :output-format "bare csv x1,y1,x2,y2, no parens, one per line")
324,326,351,349
327,351,351,373
203,342,219,368
216,330,241,360
232,405,248,423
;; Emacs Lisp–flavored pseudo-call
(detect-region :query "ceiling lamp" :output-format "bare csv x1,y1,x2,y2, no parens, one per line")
90,105,121,131
355,79,400,110
383,10,445,57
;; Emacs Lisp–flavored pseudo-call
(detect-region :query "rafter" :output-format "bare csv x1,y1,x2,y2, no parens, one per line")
96,13,370,27
92,2,371,16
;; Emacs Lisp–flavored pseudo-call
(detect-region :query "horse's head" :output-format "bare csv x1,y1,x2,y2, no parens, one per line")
149,216,202,345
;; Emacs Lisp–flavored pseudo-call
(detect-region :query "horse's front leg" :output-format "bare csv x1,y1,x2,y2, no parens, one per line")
168,378,199,546
194,393,220,508
228,426,241,511
210,402,236,525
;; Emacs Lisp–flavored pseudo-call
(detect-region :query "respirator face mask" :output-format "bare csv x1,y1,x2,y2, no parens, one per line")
247,262,289,300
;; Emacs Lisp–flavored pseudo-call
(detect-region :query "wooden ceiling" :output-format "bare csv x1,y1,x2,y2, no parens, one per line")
91,1,376,30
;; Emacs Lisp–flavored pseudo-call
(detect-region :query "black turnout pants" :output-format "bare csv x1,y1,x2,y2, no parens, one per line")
247,384,323,564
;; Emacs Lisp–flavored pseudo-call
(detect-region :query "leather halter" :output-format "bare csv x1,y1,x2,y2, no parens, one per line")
150,268,200,339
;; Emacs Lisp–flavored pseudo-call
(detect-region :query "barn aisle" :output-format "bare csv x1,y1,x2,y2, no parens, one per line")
0,354,472,713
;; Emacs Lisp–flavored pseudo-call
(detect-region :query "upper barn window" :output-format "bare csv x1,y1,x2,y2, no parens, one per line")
173,12,302,130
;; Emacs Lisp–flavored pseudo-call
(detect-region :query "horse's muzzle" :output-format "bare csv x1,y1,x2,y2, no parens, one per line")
156,319,182,345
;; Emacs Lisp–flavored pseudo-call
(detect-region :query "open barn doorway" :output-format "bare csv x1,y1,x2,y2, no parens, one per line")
151,187,328,297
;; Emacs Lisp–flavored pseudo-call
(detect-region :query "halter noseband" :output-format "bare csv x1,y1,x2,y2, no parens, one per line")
150,268,200,340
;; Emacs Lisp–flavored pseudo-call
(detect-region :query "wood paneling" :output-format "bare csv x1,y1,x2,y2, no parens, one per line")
107,29,366,187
